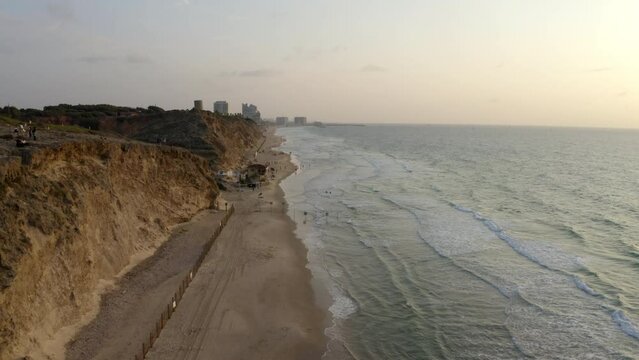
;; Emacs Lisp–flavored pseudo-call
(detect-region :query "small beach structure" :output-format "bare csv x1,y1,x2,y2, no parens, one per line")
247,163,267,180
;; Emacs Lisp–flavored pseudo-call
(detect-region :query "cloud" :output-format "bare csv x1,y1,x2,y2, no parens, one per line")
78,56,117,64
125,54,153,64
47,2,74,22
361,64,387,73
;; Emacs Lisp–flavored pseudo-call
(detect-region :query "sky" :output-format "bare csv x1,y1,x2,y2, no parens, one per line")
0,0,637,128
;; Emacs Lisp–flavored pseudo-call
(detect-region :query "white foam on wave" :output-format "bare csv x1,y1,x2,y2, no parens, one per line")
303,229,325,251
358,238,374,248
289,152,302,169
612,310,639,340
451,203,584,272
384,196,497,257
453,204,474,213
328,286,358,319
573,276,600,297
328,268,344,278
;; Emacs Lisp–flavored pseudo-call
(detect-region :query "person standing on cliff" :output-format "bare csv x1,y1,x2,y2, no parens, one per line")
32,126,37,141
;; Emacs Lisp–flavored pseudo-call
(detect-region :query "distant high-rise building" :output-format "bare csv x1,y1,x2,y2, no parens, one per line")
276,117,289,126
294,117,307,126
214,101,229,115
193,100,203,111
242,103,261,121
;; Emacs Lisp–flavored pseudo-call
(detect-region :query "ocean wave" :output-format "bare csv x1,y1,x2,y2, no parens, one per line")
612,310,639,340
344,218,375,249
329,286,358,319
380,195,638,345
573,276,600,297
592,216,626,230
358,237,374,248
511,289,558,315
562,225,586,241
447,202,612,308
627,250,639,259
328,268,344,278
289,153,302,170
450,202,586,272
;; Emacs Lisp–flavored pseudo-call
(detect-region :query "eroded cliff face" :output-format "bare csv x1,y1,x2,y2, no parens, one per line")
0,141,219,359
98,111,263,170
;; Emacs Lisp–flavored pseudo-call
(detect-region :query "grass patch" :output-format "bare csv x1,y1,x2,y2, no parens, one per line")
47,124,90,133
0,116,21,126
0,116,88,134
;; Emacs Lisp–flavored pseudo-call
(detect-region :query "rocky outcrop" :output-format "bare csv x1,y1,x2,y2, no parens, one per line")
0,141,219,359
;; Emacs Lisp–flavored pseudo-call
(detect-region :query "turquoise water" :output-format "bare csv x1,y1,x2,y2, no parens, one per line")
278,125,639,360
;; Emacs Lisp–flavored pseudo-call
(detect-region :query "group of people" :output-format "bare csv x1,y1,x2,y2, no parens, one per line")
13,123,37,147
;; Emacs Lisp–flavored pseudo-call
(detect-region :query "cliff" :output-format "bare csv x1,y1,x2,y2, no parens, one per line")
0,131,261,360
1,107,262,171
103,111,262,170
0,141,222,359
0,106,263,359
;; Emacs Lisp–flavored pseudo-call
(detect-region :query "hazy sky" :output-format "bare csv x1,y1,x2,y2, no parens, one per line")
0,0,637,127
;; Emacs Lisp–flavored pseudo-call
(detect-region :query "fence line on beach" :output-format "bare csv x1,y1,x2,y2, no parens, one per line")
133,205,235,360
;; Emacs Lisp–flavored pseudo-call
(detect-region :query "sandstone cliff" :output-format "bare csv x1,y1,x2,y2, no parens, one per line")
119,111,261,170
0,141,219,359
0,107,263,359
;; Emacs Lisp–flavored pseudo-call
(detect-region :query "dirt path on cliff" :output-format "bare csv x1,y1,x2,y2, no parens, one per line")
64,209,226,360
145,130,327,360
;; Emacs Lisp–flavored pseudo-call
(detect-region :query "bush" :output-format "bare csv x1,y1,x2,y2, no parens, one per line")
147,105,165,113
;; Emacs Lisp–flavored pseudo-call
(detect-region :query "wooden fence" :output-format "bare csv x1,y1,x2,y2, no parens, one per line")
134,205,235,360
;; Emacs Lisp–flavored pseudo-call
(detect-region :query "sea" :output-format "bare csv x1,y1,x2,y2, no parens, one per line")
277,125,639,360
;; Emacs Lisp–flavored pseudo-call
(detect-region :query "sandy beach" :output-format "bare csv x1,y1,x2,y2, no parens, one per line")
63,128,327,359
145,128,326,359
64,210,228,360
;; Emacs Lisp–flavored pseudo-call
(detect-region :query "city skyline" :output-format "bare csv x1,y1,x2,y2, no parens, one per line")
0,1,638,128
